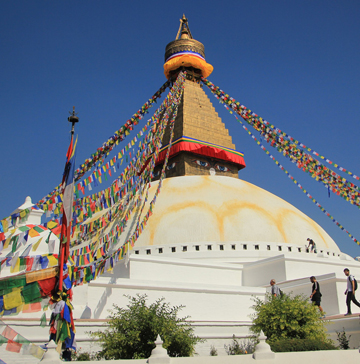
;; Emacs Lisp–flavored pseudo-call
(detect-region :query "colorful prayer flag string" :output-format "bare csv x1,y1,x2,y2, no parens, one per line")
203,78,360,247
202,77,360,208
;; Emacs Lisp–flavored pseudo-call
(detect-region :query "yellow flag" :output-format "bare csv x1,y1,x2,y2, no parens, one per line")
4,288,23,310
10,258,20,273
4,236,12,249
29,228,40,238
32,237,43,251
1,219,9,233
47,255,58,267
47,221,58,229
56,341,62,354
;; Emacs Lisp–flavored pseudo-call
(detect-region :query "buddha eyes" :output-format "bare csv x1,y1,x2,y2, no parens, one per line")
193,159,231,173
216,165,229,172
166,162,177,170
195,160,209,167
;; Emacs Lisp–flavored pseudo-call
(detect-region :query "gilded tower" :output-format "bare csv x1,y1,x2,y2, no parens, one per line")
153,15,245,180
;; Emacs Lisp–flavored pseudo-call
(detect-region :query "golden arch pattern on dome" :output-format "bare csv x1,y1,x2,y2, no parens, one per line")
135,176,338,251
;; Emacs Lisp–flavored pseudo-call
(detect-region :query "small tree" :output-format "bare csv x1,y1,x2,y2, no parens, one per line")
209,345,218,356
250,293,329,344
336,327,351,349
92,294,202,359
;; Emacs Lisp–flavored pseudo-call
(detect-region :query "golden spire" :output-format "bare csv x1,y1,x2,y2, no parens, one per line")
175,14,193,40
164,16,205,63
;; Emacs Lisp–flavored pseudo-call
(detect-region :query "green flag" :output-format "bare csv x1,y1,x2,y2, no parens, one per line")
40,312,46,328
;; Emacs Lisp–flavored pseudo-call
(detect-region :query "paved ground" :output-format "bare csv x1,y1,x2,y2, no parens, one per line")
322,312,360,319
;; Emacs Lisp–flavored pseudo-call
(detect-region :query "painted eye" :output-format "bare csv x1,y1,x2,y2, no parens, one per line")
153,170,160,177
195,160,209,168
216,165,230,172
166,162,177,170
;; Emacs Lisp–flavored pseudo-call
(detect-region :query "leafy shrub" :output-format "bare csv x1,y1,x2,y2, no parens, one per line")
74,351,91,361
209,345,218,356
92,294,202,359
251,293,329,343
270,338,337,352
336,327,351,349
224,335,257,355
72,349,102,361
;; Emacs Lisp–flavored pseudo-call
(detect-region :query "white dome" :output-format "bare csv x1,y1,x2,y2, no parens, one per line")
128,175,339,252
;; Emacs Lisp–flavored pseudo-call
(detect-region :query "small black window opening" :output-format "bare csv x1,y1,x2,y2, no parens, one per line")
171,247,176,253
219,245,224,251
232,245,236,250
146,249,151,255
159,248,163,254
243,244,247,250
298,248,301,252
288,247,292,252
278,246,282,251
207,245,212,250
182,246,187,252
267,245,271,250
254,245,259,250
195,245,200,251
135,250,139,255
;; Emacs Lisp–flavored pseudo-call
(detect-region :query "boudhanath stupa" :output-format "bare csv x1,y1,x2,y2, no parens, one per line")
1,15,360,359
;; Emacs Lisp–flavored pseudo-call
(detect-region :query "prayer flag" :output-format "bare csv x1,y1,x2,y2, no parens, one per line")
2,326,17,340
40,312,46,328
60,135,77,263
6,339,21,353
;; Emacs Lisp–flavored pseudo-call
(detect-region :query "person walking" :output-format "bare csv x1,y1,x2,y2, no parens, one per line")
343,268,360,316
270,279,281,297
310,276,324,317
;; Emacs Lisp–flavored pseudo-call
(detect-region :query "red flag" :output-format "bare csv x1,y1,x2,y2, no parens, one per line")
60,135,77,263
2,326,17,340
6,339,21,353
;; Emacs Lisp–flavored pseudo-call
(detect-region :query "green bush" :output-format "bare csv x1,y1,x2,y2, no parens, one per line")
251,293,329,343
92,294,202,359
270,338,338,352
336,327,351,349
224,335,257,355
72,349,102,361
74,351,91,361
209,345,218,356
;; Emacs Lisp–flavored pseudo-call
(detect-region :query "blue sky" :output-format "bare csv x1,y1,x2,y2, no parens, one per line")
1,1,360,258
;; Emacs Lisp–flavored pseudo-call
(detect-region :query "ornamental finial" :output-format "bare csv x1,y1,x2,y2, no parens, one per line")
175,14,193,40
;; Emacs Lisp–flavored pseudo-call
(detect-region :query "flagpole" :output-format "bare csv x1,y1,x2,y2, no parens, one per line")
58,107,79,292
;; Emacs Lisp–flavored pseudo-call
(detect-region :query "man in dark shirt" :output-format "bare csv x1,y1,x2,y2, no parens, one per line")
307,238,316,253
310,276,324,317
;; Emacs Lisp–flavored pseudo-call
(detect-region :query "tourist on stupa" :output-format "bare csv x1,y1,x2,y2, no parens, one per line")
307,238,316,253
310,276,324,317
343,268,360,316
270,279,281,297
